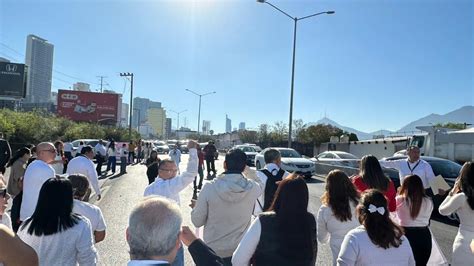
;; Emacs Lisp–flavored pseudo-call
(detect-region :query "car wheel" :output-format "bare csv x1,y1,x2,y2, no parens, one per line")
256,161,261,170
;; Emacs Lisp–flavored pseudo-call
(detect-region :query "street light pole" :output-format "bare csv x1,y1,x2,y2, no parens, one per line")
169,109,187,132
257,0,334,148
120,72,134,141
185,89,216,135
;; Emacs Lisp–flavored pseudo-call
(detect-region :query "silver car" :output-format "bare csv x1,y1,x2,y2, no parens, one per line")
255,147,316,179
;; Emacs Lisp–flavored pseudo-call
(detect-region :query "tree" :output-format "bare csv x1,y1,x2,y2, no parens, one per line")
434,122,468,130
209,130,214,136
257,123,271,147
298,124,344,146
238,130,258,144
292,119,305,142
271,121,288,143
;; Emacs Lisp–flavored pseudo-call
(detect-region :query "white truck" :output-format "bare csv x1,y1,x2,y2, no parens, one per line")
409,126,474,164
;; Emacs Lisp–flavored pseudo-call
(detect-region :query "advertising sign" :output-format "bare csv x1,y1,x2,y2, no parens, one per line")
0,62,27,98
57,90,119,124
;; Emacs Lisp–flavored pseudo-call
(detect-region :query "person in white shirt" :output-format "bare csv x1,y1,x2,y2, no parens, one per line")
0,178,12,230
396,174,433,265
63,141,74,162
439,162,474,266
94,140,107,176
168,146,182,173
76,141,85,157
317,170,360,266
106,140,117,174
51,140,65,174
254,148,289,215
67,146,101,201
18,177,97,265
20,142,56,222
379,146,441,194
337,189,415,266
69,174,106,243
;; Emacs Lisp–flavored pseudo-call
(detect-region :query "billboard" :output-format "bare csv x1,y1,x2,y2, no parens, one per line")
57,90,119,124
0,62,27,98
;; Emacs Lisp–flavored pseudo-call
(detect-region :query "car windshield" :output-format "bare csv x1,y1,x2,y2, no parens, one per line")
428,160,462,179
279,149,302,158
337,153,358,159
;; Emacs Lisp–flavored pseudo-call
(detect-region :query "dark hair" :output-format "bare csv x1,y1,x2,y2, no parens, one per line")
68,174,89,199
224,148,247,172
108,141,115,151
268,174,314,261
158,159,175,169
79,141,84,145
264,149,281,164
54,140,64,156
357,189,404,249
7,147,31,168
322,170,360,222
81,145,93,155
359,155,389,191
150,150,158,158
459,162,474,210
398,175,427,219
21,177,80,236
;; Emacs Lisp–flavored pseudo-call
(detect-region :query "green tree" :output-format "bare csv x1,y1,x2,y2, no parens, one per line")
257,123,271,147
238,130,258,144
271,121,288,143
434,122,467,130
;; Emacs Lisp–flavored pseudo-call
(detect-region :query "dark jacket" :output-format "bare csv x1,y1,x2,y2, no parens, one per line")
188,239,224,266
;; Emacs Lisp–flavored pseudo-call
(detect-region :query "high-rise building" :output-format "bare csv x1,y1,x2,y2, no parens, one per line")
121,103,129,127
148,107,167,137
132,97,161,128
25,34,54,103
239,122,246,130
73,82,91,92
226,115,232,133
202,120,211,135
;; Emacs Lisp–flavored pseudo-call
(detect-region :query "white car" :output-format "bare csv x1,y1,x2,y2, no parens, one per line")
234,145,259,166
254,147,316,178
153,141,170,154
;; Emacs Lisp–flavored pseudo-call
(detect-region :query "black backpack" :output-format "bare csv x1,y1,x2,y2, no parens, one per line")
259,168,285,211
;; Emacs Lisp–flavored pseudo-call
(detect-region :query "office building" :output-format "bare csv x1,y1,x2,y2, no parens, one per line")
25,34,54,103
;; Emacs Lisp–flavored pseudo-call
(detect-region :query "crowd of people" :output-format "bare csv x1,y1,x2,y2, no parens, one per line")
0,131,472,265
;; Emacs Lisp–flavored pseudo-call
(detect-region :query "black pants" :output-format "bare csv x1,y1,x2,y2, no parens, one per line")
206,158,216,175
194,165,204,190
96,155,105,176
404,226,431,266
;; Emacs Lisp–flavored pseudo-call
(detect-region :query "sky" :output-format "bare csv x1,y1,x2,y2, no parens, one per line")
0,0,472,134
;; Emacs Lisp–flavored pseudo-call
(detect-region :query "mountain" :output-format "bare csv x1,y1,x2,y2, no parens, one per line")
398,106,474,132
307,118,373,140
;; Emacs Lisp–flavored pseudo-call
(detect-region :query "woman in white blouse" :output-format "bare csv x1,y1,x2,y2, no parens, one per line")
317,170,360,265
18,177,97,265
439,162,474,266
396,174,433,265
337,189,415,266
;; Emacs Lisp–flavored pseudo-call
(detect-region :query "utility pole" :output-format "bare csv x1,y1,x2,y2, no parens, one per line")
97,76,107,93
120,72,134,141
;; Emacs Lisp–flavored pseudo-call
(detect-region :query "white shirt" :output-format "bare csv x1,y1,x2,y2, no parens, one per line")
254,163,290,215
1,213,12,230
395,196,433,227
337,226,415,266
119,147,127,157
73,199,107,232
64,142,73,152
94,143,106,156
77,145,84,155
51,154,64,174
18,216,97,266
20,160,56,221
67,156,101,197
144,148,198,205
317,201,360,266
107,147,116,157
379,159,435,189
168,149,181,164
439,192,474,232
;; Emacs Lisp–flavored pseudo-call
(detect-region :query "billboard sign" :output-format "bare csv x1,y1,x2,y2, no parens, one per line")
0,62,27,98
57,90,119,124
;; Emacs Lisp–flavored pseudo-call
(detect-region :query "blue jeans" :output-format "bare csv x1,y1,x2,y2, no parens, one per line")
106,156,116,173
171,246,184,266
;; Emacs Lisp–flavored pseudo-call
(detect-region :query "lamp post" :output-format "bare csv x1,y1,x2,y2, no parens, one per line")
257,0,334,148
185,89,216,135
120,72,134,141
169,109,187,131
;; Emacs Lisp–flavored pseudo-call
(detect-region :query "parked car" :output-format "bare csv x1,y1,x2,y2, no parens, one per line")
71,139,100,156
311,151,360,175
234,145,258,166
254,147,315,179
242,143,262,152
153,141,169,154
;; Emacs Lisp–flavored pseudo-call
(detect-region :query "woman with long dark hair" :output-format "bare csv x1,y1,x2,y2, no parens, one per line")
51,140,65,174
317,170,360,265
396,175,433,265
6,147,31,197
17,177,97,265
352,155,396,212
106,140,117,174
439,162,474,265
146,150,161,184
337,189,415,265
232,174,317,266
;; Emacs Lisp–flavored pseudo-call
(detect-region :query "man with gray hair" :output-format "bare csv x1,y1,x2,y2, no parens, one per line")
127,196,223,266
254,148,290,215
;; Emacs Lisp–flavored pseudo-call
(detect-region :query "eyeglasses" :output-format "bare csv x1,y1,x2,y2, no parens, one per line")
159,168,178,174
0,188,8,199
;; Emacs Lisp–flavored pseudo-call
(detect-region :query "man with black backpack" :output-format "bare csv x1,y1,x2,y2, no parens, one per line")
254,148,289,215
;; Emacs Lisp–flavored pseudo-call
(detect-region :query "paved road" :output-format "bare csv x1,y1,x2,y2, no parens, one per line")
8,153,456,265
